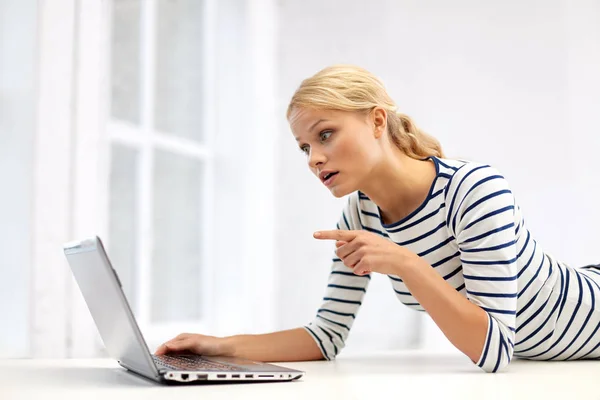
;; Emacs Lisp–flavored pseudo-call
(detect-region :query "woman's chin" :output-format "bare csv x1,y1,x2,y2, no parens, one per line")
329,184,352,198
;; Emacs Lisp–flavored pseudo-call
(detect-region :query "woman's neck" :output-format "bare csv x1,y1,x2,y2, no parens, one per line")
360,150,437,225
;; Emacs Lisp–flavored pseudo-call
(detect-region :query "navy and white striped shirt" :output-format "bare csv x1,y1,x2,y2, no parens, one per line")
304,156,600,372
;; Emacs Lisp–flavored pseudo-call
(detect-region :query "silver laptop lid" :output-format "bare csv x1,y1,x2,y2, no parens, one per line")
63,237,159,379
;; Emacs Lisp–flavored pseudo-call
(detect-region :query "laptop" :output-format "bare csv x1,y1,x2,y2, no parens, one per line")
63,236,305,384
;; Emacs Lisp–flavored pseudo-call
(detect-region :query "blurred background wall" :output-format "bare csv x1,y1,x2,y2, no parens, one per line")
0,0,598,358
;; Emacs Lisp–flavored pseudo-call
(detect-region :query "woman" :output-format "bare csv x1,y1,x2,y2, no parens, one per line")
156,65,600,372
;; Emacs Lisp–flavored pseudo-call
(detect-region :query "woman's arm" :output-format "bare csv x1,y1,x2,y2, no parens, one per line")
305,194,373,360
320,224,515,372
225,328,325,362
395,258,489,362
426,163,518,372
156,328,324,362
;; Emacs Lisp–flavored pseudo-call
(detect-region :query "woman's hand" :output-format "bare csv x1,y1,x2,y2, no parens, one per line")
155,333,234,357
314,229,417,276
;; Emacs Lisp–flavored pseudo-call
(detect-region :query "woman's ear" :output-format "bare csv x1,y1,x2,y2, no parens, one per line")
372,107,387,138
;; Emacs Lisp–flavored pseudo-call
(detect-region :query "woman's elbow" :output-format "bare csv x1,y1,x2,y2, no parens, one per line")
478,356,512,373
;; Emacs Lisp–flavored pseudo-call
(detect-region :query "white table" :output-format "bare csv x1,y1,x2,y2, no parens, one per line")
1,351,597,400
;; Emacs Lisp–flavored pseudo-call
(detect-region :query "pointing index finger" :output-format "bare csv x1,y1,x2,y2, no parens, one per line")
313,230,358,241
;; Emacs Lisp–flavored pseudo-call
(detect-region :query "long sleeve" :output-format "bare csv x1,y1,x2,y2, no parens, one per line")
446,164,517,372
304,194,371,360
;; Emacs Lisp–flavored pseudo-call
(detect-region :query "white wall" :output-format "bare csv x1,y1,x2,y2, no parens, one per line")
565,0,600,268
210,0,279,337
0,0,37,358
274,0,600,353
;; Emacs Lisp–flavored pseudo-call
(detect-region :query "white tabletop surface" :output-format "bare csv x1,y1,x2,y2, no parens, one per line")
1,350,598,400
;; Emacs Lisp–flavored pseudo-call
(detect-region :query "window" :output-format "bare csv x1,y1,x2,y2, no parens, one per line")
107,0,215,341
30,0,277,357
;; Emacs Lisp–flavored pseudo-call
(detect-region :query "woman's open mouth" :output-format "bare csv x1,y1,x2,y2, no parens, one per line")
322,171,339,187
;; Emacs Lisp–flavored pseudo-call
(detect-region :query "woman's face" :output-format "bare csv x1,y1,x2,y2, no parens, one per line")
289,107,385,198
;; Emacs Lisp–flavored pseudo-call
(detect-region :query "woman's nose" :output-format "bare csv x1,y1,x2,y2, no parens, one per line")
308,148,326,168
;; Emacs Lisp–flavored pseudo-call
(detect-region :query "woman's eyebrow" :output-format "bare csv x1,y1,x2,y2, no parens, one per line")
309,118,329,132
294,119,332,143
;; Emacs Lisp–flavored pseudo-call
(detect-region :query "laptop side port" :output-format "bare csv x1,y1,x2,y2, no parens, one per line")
196,374,208,380
181,374,189,380
245,374,254,378
217,374,226,378
232,374,240,378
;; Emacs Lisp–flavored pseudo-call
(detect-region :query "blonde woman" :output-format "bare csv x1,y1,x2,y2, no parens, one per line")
157,65,600,372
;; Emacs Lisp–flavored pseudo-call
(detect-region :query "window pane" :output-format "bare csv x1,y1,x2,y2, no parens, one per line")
154,0,205,142
151,149,203,322
110,0,141,124
108,144,139,313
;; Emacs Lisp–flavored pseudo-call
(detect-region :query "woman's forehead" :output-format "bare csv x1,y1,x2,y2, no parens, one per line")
290,109,336,141
289,108,346,130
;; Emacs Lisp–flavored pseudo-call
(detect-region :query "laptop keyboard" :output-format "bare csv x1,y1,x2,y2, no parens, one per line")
152,354,245,372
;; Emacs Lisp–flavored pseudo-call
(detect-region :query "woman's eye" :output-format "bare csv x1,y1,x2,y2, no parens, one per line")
300,145,309,155
320,130,333,142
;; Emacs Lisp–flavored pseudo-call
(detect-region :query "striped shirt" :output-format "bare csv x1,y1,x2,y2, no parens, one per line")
304,156,600,372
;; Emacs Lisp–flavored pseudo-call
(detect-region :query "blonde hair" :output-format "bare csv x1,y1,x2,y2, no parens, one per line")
287,65,444,159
